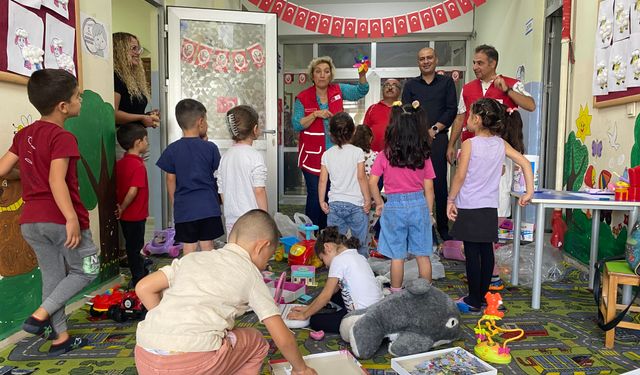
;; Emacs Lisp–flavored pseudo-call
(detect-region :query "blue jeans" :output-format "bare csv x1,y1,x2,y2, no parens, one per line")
328,201,368,257
303,170,328,229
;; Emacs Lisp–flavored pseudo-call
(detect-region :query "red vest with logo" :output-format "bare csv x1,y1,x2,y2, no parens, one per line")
461,76,519,142
296,84,344,175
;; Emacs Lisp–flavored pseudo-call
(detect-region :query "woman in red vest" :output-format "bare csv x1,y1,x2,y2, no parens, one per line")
293,56,368,229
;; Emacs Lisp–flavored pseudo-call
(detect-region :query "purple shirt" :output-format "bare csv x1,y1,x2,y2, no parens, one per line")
370,152,435,194
455,136,504,209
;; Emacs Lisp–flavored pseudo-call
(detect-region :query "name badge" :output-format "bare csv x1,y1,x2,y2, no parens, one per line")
329,94,342,103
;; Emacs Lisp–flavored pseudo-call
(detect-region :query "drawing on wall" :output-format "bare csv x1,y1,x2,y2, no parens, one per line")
563,131,589,192
632,112,640,167
7,1,45,76
609,39,629,92
599,169,613,189
597,0,614,48
626,34,640,86
632,0,640,32
44,14,75,75
614,0,630,42
575,104,592,142
12,0,41,9
12,114,32,134
608,122,621,150
80,13,109,59
42,0,69,20
592,139,603,158
584,165,596,188
0,178,37,277
593,48,610,95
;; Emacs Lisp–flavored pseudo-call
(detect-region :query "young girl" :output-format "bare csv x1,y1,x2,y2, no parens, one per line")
447,98,533,313
287,227,383,333
319,112,371,257
352,125,379,254
216,105,267,235
369,101,435,292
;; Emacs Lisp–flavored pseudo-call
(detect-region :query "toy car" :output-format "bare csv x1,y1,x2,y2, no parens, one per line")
87,287,146,322
143,228,182,257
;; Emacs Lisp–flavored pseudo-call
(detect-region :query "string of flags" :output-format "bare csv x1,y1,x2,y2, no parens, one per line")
247,0,486,38
181,38,265,73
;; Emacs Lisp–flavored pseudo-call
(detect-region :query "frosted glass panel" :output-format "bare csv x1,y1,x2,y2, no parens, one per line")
179,19,266,141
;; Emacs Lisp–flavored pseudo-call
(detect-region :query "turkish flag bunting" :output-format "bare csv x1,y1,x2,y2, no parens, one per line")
444,0,461,19
369,19,382,38
248,0,260,5
471,0,486,5
282,3,297,23
382,17,395,37
356,19,369,38
394,15,408,36
330,16,344,37
306,11,320,32
419,8,435,29
181,38,198,64
457,0,474,13
294,7,309,27
407,12,422,32
344,18,356,38
432,4,448,25
258,0,274,12
271,0,286,17
318,14,332,34
195,44,214,69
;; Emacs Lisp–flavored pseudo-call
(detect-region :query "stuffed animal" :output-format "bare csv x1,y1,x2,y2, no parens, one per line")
339,278,461,359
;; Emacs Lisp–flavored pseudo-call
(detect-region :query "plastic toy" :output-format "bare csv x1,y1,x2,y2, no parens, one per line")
353,54,369,74
273,272,309,329
288,223,322,267
309,329,325,340
280,236,299,260
143,228,183,257
87,286,146,322
291,265,317,286
550,210,568,248
473,292,524,364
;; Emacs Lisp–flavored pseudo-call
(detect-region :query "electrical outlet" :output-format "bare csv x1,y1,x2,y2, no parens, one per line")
627,102,636,118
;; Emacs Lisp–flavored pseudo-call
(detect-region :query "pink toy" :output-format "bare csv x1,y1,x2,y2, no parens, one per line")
442,240,465,261
309,330,325,340
143,228,183,257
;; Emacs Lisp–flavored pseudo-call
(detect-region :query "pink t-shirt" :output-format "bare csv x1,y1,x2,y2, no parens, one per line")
370,152,435,194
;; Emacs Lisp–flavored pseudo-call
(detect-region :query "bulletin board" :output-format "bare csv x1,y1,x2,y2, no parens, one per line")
0,0,81,86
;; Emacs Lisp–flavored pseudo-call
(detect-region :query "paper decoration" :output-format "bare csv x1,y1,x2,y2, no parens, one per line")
42,0,69,20
7,1,45,76
330,17,344,37
593,47,610,95
357,19,369,38
382,17,394,37
213,48,230,73
597,0,614,48
631,0,640,34
627,34,640,87
408,12,422,33
44,13,76,75
420,8,436,29
457,0,474,13
353,54,369,73
195,43,214,69
181,37,198,63
294,7,309,28
272,0,286,17
284,73,293,84
394,15,409,36
472,0,486,5
247,43,265,69
306,11,320,32
433,4,448,25
318,14,332,34
575,104,592,143
216,96,237,113
231,49,249,73
81,13,109,59
444,0,462,19
608,39,629,92
13,0,41,9
344,18,356,38
298,73,307,84
259,0,274,12
370,19,382,38
613,0,630,42
248,0,260,5
282,3,297,23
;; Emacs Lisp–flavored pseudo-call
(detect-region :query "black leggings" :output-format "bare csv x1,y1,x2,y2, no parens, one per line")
309,292,347,333
463,241,494,308
120,219,147,287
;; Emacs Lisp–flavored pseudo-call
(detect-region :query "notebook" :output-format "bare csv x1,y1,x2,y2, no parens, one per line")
273,271,310,329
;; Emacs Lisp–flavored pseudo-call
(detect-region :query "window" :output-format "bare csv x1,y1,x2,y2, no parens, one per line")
376,41,429,67
284,44,313,70
435,40,466,66
317,43,371,68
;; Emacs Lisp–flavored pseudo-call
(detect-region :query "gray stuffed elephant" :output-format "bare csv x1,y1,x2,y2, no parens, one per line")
339,278,461,359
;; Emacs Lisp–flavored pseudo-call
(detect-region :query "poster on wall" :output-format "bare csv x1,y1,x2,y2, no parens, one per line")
631,0,640,34
44,13,75,75
12,0,40,9
608,39,629,92
613,0,630,42
80,13,109,60
6,1,45,76
597,0,614,49
41,0,69,20
594,47,610,95
626,33,640,87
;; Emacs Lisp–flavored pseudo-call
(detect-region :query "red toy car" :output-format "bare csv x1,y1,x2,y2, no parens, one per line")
88,286,146,322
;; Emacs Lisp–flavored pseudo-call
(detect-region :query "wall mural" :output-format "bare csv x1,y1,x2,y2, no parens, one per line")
631,112,640,167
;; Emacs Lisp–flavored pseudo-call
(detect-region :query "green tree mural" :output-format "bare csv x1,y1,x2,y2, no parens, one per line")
563,131,589,192
631,113,640,167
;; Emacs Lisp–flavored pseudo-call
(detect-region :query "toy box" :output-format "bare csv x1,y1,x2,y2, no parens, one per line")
291,265,317,286
268,279,305,304
270,350,367,375
498,220,534,242
391,347,497,375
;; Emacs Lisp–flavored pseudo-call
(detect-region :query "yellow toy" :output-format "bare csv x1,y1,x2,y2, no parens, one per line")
473,292,524,364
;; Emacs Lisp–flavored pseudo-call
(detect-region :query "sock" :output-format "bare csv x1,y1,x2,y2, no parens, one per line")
491,274,501,282
22,316,57,340
49,337,87,355
390,287,403,294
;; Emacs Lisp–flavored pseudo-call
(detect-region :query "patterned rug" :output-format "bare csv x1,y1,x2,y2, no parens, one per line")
1,255,639,375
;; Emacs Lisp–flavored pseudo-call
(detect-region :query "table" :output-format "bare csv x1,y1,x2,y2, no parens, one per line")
510,190,639,309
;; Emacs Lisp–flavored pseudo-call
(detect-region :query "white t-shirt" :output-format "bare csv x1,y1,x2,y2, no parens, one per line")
216,144,267,231
321,144,365,206
457,79,530,115
328,248,383,311
498,157,514,218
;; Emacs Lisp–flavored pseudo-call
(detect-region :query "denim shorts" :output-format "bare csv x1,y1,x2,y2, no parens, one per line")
378,191,433,259
327,201,368,257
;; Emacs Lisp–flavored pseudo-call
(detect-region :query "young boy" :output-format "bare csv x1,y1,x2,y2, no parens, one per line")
115,123,149,288
134,210,317,375
156,99,223,254
0,69,100,355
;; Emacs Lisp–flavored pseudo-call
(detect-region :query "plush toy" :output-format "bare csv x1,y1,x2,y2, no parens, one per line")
339,279,461,359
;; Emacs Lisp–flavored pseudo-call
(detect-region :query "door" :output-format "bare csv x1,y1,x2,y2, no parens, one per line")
166,7,278,217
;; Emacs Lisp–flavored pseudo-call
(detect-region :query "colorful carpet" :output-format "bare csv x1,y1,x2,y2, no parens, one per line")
1,256,639,374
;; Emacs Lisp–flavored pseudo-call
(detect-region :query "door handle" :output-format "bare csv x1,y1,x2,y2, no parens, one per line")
263,129,276,134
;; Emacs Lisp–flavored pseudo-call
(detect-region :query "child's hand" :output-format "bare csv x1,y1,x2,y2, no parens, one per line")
65,218,81,249
363,201,371,214
519,192,533,206
320,201,329,214
115,204,123,220
287,306,308,320
446,202,458,221
292,367,318,375
375,201,383,217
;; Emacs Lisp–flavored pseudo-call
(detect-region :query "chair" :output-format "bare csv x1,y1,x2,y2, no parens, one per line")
599,260,640,348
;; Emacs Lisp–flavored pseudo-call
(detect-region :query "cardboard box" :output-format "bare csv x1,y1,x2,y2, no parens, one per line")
270,351,368,375
498,222,534,242
391,347,497,375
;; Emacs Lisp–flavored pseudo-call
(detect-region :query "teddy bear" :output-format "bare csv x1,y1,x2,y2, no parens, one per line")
339,278,461,359
0,177,37,277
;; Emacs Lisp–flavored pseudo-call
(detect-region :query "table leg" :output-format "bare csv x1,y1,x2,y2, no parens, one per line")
532,204,546,309
622,207,638,305
511,199,523,286
589,209,600,290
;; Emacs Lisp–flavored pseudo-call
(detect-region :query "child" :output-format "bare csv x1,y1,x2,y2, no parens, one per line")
156,99,223,254
116,123,149,288
287,226,383,333
352,124,379,253
134,210,317,375
447,98,533,313
319,112,371,257
0,69,99,354
216,105,268,235
369,101,435,292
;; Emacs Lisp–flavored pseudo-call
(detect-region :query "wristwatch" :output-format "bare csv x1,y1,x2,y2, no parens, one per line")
431,124,439,134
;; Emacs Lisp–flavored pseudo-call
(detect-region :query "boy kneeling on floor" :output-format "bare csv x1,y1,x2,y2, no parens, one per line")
134,209,317,375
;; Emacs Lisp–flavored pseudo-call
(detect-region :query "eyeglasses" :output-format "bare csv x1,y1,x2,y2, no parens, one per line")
383,83,401,89
130,45,143,54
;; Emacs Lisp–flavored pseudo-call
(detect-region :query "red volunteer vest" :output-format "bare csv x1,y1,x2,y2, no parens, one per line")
461,76,519,142
296,84,344,175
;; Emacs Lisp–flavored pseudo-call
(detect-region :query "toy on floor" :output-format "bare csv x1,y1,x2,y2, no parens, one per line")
473,292,524,364
291,265,317,286
87,286,146,322
550,210,568,248
288,223,323,268
272,272,310,329
143,228,183,257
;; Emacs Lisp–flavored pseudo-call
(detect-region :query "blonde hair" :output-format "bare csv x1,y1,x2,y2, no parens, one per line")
113,32,149,101
307,56,336,83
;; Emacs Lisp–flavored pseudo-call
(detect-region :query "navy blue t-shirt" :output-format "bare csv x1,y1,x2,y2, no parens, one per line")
156,137,221,223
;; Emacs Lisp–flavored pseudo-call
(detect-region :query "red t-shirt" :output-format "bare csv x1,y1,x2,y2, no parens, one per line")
116,153,149,221
363,101,392,152
9,120,89,229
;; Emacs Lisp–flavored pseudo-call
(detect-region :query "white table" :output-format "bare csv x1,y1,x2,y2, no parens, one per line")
510,190,639,309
